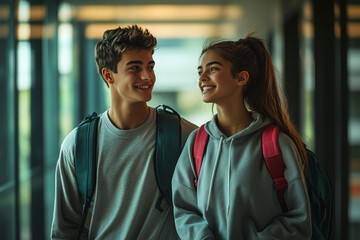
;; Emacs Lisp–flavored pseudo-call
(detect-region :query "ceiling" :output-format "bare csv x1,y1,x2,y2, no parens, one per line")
57,0,293,39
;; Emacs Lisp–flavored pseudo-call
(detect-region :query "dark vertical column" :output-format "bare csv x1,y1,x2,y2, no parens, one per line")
30,37,45,240
28,0,44,239
43,0,59,238
87,38,107,114
43,0,59,164
313,0,348,239
78,22,87,119
29,0,60,238
77,25,107,117
13,1,19,238
0,0,17,239
85,37,96,115
313,0,336,188
284,11,301,129
335,0,349,239
313,0,336,174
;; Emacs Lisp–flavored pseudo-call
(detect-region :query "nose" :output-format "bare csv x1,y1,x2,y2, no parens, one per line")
141,69,153,81
198,71,209,90
199,71,209,82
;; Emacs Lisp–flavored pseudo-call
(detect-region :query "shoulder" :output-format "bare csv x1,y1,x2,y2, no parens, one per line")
179,117,198,147
154,105,197,130
184,128,199,145
60,111,104,154
277,131,300,161
59,111,104,161
59,127,78,160
278,131,297,151
180,117,198,132
61,127,77,154
277,131,304,179
58,111,107,166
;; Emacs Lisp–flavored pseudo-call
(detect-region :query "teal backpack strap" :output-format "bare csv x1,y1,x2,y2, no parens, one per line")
74,112,99,240
155,105,181,211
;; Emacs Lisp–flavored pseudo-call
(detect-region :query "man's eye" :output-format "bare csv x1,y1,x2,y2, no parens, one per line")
210,67,218,71
129,66,139,70
198,71,203,76
148,66,154,71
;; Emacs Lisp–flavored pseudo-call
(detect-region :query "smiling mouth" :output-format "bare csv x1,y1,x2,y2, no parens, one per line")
202,86,215,93
135,85,151,89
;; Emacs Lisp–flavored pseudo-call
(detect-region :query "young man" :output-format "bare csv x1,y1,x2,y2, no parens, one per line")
50,25,197,239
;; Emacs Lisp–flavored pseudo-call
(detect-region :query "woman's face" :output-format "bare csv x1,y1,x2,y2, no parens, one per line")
197,50,240,104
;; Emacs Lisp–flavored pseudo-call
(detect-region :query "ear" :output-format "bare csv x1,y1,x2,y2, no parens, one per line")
102,68,114,85
236,70,249,87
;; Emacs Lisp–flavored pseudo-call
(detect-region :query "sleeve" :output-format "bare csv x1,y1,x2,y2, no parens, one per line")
172,131,215,240
249,132,312,240
50,131,89,240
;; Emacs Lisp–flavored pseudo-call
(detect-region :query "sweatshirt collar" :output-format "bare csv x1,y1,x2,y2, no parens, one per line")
204,112,273,142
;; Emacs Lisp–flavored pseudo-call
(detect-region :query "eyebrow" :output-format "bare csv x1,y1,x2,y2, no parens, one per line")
126,60,155,65
197,61,223,70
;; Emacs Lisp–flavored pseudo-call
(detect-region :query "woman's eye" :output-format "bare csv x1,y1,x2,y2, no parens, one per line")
198,71,203,76
210,67,218,72
148,66,154,71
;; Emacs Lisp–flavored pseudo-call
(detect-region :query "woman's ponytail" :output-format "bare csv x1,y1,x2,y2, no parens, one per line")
242,35,308,172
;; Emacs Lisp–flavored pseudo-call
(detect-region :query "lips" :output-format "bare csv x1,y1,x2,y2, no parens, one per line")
201,85,216,94
135,84,152,89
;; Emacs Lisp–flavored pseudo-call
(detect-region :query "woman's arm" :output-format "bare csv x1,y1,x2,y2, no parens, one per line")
249,132,312,240
172,131,215,240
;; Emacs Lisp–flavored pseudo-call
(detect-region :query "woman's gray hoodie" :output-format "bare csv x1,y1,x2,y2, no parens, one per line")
172,113,311,240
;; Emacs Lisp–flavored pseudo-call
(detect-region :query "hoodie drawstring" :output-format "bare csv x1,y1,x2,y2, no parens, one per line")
206,136,223,211
227,138,234,217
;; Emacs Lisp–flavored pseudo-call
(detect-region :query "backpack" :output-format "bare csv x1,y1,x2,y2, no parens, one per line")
74,104,181,240
193,124,333,240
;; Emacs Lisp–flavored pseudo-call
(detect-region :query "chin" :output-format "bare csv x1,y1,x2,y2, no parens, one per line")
143,95,152,102
202,96,214,103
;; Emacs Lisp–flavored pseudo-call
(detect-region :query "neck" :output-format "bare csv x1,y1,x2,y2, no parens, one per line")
216,102,253,137
108,102,150,130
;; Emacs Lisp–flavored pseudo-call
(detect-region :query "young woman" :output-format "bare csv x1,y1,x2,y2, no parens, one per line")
172,35,312,239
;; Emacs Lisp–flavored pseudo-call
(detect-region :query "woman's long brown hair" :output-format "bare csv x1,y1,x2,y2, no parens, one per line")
201,34,308,173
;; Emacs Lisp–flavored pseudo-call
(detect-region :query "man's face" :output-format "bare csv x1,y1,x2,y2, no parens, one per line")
108,48,156,104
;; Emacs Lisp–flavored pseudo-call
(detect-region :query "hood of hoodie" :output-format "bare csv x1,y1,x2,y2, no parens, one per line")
204,112,273,141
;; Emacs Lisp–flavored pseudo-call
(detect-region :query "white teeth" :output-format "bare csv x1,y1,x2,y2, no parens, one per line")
203,86,215,92
136,86,150,89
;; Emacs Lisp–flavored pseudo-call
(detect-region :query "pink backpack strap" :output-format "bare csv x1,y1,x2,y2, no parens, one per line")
193,124,209,187
262,124,288,211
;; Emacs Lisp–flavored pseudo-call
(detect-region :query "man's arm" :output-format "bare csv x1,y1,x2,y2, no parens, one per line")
50,131,87,239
